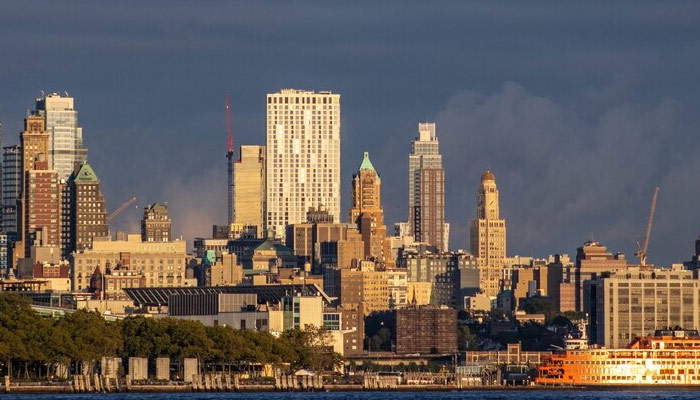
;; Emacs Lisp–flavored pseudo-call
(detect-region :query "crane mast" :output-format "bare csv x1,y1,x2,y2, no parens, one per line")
635,186,659,267
106,196,137,223
226,94,234,225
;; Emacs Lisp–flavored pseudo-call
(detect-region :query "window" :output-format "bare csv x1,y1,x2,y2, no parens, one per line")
323,313,341,331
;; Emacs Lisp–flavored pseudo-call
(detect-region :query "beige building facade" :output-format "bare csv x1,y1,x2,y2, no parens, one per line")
339,264,390,315
207,253,243,286
71,234,187,292
592,269,700,348
470,170,507,297
234,145,266,233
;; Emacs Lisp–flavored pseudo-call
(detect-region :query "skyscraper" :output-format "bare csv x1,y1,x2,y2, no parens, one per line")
266,89,340,240
24,157,60,253
469,170,507,297
2,145,21,234
17,114,50,260
35,93,88,180
349,152,387,261
233,145,266,234
67,163,109,254
20,114,49,177
408,122,448,250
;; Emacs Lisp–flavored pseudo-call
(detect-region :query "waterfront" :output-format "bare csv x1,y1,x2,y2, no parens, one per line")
3,391,700,400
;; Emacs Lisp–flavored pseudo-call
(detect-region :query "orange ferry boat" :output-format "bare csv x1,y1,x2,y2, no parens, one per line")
537,330,700,386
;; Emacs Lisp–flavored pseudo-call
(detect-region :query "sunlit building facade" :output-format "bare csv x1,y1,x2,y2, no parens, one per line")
265,89,340,240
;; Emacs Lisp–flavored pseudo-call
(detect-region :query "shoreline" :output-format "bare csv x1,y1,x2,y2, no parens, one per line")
6,383,700,394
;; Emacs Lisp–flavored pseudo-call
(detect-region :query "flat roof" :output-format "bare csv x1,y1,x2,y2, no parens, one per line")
124,284,331,307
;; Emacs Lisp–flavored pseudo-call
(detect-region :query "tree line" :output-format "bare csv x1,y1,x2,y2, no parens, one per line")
0,293,342,381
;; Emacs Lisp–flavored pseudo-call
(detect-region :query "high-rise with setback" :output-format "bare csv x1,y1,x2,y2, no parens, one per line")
35,93,88,180
349,152,387,261
266,89,340,240
17,113,51,260
67,163,109,254
469,170,507,297
408,122,448,251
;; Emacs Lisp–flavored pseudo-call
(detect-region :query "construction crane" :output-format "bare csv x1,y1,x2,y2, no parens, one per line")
635,187,659,267
106,196,137,223
226,94,234,225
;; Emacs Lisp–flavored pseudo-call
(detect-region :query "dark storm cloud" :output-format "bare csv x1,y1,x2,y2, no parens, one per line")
436,81,693,263
1,1,699,264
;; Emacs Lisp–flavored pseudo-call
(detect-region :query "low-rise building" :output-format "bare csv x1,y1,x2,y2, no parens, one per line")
247,239,297,271
201,252,242,286
194,238,230,258
71,234,187,292
124,284,352,355
464,293,495,314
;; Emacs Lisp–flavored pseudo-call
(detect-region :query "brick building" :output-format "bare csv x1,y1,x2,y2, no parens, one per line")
396,305,457,354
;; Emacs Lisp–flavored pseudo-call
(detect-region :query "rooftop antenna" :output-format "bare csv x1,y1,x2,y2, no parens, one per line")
226,94,234,225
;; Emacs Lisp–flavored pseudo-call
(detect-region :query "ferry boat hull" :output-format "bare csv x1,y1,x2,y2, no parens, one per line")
537,330,700,386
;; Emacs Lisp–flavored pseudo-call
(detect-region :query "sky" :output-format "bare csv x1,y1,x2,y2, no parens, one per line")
1,1,700,265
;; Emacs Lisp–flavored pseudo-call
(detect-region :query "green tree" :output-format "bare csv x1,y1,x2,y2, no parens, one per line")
519,297,556,320
0,294,36,378
58,310,122,374
280,325,342,372
458,325,479,351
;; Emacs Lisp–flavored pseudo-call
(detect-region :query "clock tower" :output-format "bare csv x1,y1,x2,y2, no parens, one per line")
470,169,507,297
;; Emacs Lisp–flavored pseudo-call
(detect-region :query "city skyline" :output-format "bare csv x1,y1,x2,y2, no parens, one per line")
0,87,697,265
1,2,700,264
4,2,700,391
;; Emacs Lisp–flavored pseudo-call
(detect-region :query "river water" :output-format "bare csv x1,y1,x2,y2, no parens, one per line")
4,391,700,400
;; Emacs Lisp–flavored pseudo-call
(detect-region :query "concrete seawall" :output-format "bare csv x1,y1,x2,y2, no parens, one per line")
1,381,590,394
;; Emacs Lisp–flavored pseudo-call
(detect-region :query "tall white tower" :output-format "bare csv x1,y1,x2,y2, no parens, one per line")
265,89,340,240
35,93,87,180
